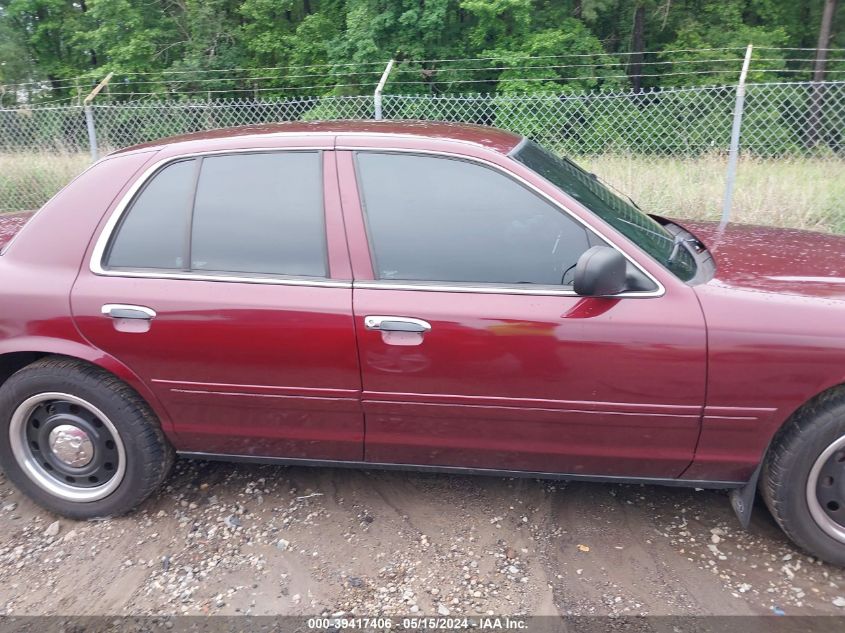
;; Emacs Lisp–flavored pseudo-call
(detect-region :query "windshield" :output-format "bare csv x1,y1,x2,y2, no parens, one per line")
511,140,696,282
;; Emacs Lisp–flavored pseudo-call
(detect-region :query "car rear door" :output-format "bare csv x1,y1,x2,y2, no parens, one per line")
338,147,707,479
71,147,364,461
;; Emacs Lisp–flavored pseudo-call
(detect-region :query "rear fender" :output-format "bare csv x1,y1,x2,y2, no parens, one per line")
0,336,175,437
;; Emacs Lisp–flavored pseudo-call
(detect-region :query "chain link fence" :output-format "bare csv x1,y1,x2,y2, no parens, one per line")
1,81,843,231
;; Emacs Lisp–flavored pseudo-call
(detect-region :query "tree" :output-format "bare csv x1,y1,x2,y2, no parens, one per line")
1,0,842,102
629,2,646,91
814,0,839,82
0,6,35,99
2,0,95,96
657,1,788,87
807,0,840,147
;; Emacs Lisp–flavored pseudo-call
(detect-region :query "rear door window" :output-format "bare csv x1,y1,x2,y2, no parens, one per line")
106,159,196,270
104,152,326,277
190,153,325,277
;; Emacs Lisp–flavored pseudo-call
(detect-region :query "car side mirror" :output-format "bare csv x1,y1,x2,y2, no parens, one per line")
573,246,628,297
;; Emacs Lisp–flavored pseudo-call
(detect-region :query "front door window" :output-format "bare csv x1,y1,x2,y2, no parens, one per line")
355,152,598,287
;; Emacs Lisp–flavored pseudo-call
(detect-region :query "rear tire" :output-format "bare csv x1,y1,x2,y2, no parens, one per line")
0,357,173,519
762,388,845,565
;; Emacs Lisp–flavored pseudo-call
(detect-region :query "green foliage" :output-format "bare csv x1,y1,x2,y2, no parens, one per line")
0,0,842,101
0,8,33,90
493,24,625,94
658,1,790,87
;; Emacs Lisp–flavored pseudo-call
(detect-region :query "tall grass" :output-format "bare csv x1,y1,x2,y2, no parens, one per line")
0,152,90,213
582,154,845,233
1,151,843,234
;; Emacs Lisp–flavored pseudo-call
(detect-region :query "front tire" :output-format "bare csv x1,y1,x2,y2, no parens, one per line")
762,389,845,565
0,357,173,519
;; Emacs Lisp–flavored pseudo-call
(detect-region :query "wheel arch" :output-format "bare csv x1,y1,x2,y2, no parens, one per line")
747,382,845,483
0,352,48,387
756,381,845,562
770,382,845,449
0,338,174,437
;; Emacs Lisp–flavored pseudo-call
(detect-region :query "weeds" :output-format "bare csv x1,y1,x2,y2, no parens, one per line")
582,154,845,233
0,152,90,213
1,151,843,234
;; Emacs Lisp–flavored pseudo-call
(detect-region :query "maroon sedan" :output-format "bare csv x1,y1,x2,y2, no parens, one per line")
1,121,844,564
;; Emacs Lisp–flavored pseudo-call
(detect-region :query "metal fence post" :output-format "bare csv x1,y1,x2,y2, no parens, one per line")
720,45,753,227
374,59,395,120
83,104,98,162
83,72,113,162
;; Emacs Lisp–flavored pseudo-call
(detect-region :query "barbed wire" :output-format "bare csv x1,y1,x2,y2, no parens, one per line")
0,94,78,107
80,58,751,90
99,69,775,97
99,57,845,89
752,57,845,62
1,57,748,90
0,60,391,90
1,77,94,90
754,46,845,51
397,58,747,73
119,59,388,76
4,46,845,94
754,68,845,73
386,69,782,85
103,82,380,97
2,77,844,110
407,48,751,63
101,70,386,87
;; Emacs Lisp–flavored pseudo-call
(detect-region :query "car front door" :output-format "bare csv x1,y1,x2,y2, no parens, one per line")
71,148,363,461
339,148,706,479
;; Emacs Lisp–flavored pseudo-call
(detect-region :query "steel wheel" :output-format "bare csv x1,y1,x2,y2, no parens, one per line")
807,434,845,543
8,392,127,502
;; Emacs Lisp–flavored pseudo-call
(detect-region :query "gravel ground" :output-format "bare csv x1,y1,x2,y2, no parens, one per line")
2,459,845,617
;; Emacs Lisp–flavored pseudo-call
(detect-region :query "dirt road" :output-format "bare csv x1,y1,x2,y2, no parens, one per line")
1,458,844,617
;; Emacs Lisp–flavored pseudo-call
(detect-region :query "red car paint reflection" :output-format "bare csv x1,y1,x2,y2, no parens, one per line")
2,121,845,488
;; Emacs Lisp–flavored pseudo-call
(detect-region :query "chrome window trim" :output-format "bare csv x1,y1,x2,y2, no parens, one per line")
97,269,351,288
506,135,531,157
89,147,345,289
91,143,667,298
354,280,592,297
342,146,667,299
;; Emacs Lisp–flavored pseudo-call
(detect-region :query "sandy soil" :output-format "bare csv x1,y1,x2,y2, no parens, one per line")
2,458,845,618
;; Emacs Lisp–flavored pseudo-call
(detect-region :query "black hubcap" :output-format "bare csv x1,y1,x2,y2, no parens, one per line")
816,448,845,527
25,400,120,488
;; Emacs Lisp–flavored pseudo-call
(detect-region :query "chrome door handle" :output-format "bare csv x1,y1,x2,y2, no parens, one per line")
364,316,432,333
101,304,157,320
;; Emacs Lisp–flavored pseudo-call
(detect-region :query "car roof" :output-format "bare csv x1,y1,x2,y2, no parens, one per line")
111,120,523,156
